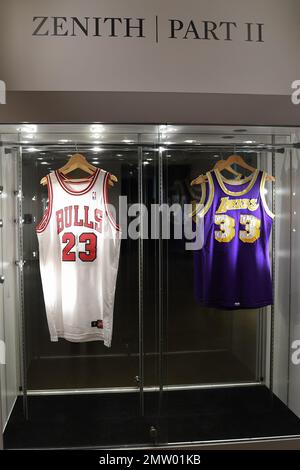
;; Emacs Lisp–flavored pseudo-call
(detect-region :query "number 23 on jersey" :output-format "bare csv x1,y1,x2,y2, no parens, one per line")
62,232,97,262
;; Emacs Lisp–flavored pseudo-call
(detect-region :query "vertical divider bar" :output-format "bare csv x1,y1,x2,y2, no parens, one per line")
16,146,28,419
260,307,267,382
258,151,268,383
138,140,144,416
255,151,262,382
269,135,276,393
158,143,165,420
0,146,4,449
287,143,293,406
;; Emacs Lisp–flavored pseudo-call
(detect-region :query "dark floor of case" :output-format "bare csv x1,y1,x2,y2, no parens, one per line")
4,385,300,448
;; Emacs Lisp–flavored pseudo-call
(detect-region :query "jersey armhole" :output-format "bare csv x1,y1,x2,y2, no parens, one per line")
103,172,121,232
198,172,214,217
260,171,275,219
36,175,53,233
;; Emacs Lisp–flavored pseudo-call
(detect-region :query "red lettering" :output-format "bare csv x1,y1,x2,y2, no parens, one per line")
94,209,103,233
56,209,64,234
74,205,83,227
84,205,94,229
64,206,72,228
56,205,103,233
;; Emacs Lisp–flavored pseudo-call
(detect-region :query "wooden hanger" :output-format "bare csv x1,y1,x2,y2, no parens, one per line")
190,159,242,186
190,154,275,186
218,154,275,182
40,153,118,187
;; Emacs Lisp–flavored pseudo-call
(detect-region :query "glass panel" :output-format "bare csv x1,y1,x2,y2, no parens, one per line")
163,141,261,387
141,144,160,388
18,133,150,448
22,142,140,391
160,130,300,444
1,124,300,449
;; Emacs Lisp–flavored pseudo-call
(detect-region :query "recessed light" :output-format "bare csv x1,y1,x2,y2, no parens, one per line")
144,152,150,155
90,124,104,133
59,139,70,143
143,161,150,165
122,139,134,144
244,140,256,144
116,154,123,157
27,147,39,152
92,147,103,152
185,140,195,143
166,154,172,158
37,157,43,160
93,140,102,144
165,141,175,145
40,161,49,165
18,124,37,133
146,158,153,161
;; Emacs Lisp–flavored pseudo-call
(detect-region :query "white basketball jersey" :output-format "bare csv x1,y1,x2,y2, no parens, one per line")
36,169,121,347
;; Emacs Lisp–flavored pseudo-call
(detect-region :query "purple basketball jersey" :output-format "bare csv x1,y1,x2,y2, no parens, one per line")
196,169,274,309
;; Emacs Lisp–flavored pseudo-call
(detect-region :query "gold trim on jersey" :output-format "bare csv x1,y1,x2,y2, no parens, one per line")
191,182,207,222
215,169,259,196
216,171,254,185
260,171,275,219
198,172,214,217
199,182,207,206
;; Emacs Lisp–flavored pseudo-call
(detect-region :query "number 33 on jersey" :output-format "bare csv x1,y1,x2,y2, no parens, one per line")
36,169,121,347
195,169,274,309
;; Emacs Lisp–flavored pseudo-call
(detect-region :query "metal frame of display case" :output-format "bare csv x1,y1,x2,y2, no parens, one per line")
15,139,283,400
1,126,297,448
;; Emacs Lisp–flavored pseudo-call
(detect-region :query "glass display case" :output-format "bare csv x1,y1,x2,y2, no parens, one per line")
0,124,300,448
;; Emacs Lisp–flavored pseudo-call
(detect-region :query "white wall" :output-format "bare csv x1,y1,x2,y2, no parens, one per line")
0,0,300,95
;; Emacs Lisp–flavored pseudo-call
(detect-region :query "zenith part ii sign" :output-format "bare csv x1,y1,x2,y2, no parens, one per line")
0,0,300,95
